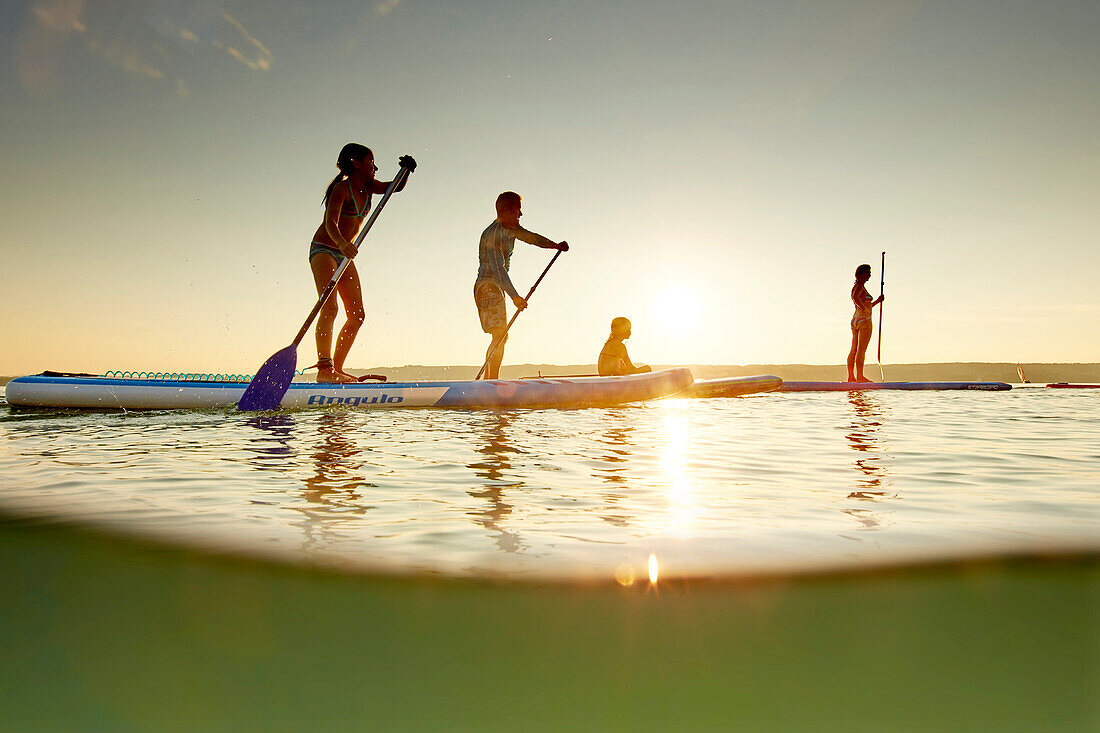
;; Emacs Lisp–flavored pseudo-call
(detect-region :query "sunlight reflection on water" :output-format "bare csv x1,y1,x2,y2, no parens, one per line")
1,387,1097,581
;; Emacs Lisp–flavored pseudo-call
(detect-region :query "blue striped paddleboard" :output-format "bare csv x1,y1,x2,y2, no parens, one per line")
778,381,1011,392
5,369,693,411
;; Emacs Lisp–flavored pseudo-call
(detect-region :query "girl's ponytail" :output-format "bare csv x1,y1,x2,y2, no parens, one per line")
322,172,344,207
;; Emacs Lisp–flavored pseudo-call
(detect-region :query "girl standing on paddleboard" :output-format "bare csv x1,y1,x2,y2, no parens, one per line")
846,263,884,383
309,143,413,383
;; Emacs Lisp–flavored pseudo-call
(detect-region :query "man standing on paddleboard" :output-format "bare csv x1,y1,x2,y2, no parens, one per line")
474,192,567,380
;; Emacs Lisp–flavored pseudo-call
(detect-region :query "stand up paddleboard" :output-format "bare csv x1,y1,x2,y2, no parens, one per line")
1046,383,1100,389
678,375,782,398
778,381,1011,392
6,368,693,411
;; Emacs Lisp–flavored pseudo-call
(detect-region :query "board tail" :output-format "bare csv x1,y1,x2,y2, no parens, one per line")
237,345,297,411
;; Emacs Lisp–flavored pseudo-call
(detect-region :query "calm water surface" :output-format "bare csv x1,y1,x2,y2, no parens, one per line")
1,386,1097,581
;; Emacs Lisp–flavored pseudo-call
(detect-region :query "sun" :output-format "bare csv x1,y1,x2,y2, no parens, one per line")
650,285,703,332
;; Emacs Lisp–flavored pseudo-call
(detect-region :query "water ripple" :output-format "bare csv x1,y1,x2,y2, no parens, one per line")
1,388,1098,581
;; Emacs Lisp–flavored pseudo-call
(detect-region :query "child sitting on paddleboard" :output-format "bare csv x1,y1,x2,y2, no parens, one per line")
474,191,568,380
846,263,884,383
598,317,651,376
309,143,414,383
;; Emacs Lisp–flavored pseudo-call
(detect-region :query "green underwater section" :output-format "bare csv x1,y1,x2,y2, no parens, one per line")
1,518,1096,730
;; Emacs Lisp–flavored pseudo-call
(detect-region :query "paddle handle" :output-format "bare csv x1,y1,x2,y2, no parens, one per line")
876,250,885,367
476,248,563,380
291,164,413,347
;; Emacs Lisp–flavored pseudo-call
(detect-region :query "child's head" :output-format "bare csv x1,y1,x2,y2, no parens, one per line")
337,143,375,176
854,264,871,282
324,143,374,205
495,191,522,225
610,316,632,339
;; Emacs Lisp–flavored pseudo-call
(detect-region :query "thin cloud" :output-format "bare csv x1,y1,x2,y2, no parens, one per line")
342,0,403,52
32,0,86,33
17,0,275,97
225,44,270,72
120,50,165,80
221,11,273,70
222,11,271,58
377,0,401,17
17,0,86,94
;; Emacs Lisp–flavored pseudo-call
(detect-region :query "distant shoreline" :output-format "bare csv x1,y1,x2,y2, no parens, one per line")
6,362,1096,386
348,362,1100,384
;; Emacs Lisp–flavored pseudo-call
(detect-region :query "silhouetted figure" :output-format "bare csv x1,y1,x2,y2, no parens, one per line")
308,143,414,383
474,191,567,380
598,317,651,376
846,263,884,383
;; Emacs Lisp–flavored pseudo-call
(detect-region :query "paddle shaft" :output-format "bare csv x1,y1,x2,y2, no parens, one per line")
290,165,412,348
476,248,563,380
877,251,885,379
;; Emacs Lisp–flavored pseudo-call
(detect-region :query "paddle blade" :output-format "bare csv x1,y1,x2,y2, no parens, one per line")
237,345,297,412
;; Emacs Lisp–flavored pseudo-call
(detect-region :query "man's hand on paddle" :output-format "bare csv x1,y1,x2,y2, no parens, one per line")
555,241,569,252
512,295,528,311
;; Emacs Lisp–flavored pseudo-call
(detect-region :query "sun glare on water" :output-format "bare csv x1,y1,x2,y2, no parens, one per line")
658,402,698,538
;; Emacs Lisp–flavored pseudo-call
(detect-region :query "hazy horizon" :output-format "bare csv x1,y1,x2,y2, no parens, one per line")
5,361,1097,386
2,0,1097,375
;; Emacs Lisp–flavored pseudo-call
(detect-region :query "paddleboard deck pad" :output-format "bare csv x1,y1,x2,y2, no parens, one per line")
6,368,693,411
679,375,782,398
778,381,1011,392
1046,383,1100,389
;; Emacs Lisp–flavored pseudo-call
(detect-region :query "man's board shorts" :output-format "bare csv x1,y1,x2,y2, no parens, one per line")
474,280,507,333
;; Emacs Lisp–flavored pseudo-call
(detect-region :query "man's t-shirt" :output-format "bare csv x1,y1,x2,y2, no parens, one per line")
475,220,521,298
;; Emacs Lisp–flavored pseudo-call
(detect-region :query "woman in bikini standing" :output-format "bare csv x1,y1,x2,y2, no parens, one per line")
846,263,884,383
309,143,412,383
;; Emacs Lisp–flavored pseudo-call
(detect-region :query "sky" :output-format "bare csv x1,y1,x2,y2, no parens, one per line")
1,0,1098,375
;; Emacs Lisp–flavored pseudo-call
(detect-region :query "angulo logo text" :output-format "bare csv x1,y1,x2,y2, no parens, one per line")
307,393,404,406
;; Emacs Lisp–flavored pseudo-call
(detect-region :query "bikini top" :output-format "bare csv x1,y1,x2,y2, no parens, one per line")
852,285,873,313
341,181,370,219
